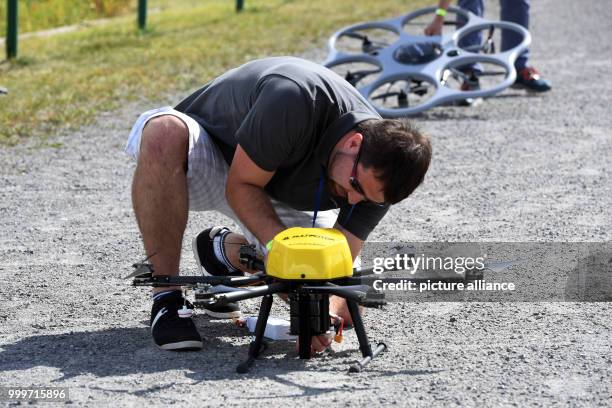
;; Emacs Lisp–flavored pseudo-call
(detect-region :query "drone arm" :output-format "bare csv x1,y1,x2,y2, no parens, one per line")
302,284,372,303
352,257,404,277
352,265,378,277
132,272,266,287
213,281,288,304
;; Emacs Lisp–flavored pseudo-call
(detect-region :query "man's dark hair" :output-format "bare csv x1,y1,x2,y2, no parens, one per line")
356,119,431,204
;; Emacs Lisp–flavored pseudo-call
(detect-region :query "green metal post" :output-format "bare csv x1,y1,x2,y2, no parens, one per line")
6,0,18,59
236,0,244,13
138,0,147,30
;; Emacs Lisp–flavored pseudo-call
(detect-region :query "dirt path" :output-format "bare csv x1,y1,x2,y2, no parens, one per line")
0,0,610,406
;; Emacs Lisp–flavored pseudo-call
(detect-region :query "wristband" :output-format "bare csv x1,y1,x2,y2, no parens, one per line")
435,7,447,17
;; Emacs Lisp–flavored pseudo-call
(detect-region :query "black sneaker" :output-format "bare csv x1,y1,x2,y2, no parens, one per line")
150,291,203,350
192,226,242,319
192,226,243,277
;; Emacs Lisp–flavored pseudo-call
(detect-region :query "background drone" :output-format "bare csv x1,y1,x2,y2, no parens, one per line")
323,6,530,117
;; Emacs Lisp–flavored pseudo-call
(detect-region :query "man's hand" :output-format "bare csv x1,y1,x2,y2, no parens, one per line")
295,314,349,356
424,16,445,36
309,332,334,355
295,332,334,356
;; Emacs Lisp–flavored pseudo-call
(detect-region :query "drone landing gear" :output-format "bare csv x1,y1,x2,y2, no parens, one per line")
237,294,273,374
345,299,387,373
236,288,386,374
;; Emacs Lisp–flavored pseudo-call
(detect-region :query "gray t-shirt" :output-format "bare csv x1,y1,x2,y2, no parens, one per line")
175,56,389,240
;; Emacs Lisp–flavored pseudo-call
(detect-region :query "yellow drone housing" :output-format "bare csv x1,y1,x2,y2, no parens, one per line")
266,227,353,281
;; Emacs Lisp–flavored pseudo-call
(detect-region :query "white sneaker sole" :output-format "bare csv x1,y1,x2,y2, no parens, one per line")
158,340,203,350
203,309,242,319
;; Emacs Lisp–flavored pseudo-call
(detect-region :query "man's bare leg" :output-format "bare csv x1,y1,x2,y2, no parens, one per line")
222,232,249,270
131,115,189,294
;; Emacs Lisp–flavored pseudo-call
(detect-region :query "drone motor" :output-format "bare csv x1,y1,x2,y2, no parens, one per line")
289,292,330,337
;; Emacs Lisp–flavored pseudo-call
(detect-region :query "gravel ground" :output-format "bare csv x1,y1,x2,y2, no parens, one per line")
1,0,610,406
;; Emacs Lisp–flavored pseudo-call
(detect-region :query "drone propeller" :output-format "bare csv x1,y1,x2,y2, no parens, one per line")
484,24,496,54
368,81,404,107
403,20,461,26
476,70,507,77
342,31,390,54
344,68,381,86
123,252,157,279
123,263,153,280
441,66,507,92
462,25,497,54
370,79,432,109
410,80,429,96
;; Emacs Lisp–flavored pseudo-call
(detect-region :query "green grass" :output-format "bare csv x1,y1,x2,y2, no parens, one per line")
0,0,135,34
0,0,427,145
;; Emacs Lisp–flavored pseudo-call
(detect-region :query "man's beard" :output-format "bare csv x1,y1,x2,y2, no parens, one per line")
326,151,352,199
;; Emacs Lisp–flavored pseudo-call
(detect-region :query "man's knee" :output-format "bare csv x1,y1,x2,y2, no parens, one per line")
139,115,189,166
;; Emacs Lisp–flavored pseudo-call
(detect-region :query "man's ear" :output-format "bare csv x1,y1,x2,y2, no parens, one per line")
346,131,364,151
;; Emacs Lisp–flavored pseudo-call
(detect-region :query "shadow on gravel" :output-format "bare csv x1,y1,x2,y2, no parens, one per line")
365,368,445,376
0,323,401,387
416,93,539,121
0,326,263,383
231,374,369,400
225,368,445,400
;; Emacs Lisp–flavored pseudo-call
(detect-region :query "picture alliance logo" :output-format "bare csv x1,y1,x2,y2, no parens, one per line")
372,253,486,274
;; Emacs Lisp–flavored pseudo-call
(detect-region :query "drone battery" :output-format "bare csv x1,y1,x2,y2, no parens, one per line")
289,293,331,336
245,316,297,341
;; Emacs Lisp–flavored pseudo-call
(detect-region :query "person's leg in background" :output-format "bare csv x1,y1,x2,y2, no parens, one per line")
457,0,484,52
500,0,530,71
500,0,551,91
456,0,485,104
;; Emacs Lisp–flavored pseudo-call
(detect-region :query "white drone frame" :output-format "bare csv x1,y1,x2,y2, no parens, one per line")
323,6,531,117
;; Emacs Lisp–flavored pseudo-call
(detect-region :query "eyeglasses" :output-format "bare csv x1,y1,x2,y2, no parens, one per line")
349,144,387,207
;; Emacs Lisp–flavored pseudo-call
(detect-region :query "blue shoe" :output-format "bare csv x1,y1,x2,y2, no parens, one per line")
513,67,551,92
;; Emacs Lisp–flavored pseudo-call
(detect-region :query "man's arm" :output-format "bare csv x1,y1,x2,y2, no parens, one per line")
424,0,452,36
225,145,286,245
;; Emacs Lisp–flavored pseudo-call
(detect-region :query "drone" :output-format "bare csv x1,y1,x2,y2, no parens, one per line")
130,227,484,373
323,6,530,117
